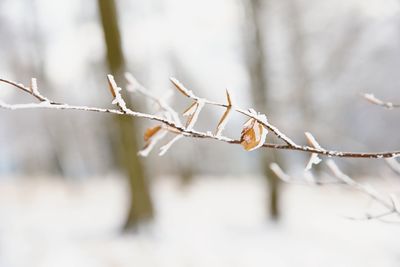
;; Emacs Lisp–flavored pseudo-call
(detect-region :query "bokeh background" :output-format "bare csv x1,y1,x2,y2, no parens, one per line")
1,0,400,266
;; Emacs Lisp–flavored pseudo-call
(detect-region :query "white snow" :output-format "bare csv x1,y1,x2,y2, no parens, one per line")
0,175,399,267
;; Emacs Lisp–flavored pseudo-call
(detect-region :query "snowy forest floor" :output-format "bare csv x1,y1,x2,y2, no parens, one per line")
0,175,399,267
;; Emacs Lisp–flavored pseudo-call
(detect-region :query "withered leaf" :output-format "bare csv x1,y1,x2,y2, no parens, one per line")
106,75,117,97
182,100,205,129
170,77,192,97
215,89,233,136
144,125,162,141
225,88,232,106
183,101,198,117
240,118,268,151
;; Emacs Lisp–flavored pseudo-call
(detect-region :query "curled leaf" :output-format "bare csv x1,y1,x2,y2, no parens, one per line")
240,118,268,151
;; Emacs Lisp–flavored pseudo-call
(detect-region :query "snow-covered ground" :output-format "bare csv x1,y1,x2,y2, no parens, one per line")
0,175,399,267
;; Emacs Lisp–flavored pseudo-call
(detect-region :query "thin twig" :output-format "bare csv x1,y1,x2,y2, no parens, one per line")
270,162,342,185
125,72,182,126
270,132,400,221
326,159,400,219
363,93,400,109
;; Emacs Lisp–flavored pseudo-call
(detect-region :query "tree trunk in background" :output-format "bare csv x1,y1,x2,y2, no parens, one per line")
243,0,282,220
286,0,313,131
97,0,154,230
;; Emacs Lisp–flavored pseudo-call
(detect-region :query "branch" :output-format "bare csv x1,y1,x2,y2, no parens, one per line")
269,132,400,221
326,159,400,221
125,72,182,126
363,93,400,109
1,75,400,159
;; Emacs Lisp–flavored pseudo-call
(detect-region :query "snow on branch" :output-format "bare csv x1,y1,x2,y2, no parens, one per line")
326,159,400,221
1,75,400,160
107,74,130,113
304,132,322,171
2,74,400,221
270,156,400,221
269,131,400,221
363,93,400,109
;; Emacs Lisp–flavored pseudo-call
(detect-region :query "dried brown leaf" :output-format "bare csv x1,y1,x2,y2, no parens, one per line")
225,88,232,106
215,89,233,136
107,75,117,97
215,107,232,136
182,100,205,129
170,77,192,97
144,125,162,141
183,102,198,117
240,118,268,151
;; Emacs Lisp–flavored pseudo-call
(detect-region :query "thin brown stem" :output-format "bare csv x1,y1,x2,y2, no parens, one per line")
1,76,399,159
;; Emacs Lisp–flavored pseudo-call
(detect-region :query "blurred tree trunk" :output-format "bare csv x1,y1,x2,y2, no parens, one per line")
243,0,281,220
97,0,154,230
286,0,313,130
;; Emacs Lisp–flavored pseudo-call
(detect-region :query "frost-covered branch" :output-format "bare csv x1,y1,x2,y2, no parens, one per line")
363,93,400,109
1,75,400,160
270,132,400,221
326,159,400,221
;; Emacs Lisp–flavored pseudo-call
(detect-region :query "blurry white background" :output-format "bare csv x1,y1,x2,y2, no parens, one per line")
0,0,400,266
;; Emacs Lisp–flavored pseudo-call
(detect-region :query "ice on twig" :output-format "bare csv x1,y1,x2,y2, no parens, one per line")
305,153,322,171
304,132,322,171
107,75,128,112
159,135,183,156
363,93,396,109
